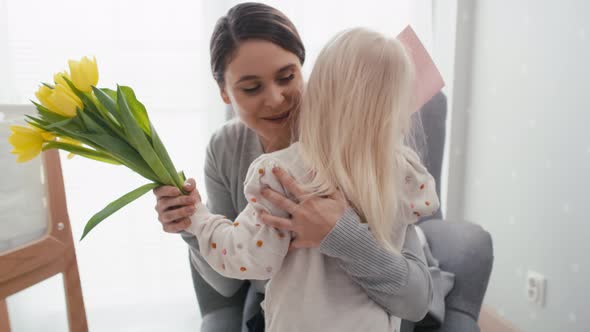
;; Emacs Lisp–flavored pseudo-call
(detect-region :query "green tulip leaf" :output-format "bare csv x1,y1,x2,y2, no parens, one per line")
80,182,160,240
116,86,176,185
119,86,151,136
42,141,121,165
149,122,183,189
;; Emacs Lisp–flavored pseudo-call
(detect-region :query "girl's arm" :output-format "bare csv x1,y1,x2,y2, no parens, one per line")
186,157,292,280
180,138,246,297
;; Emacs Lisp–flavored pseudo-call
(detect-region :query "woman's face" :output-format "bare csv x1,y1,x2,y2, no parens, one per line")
220,39,303,151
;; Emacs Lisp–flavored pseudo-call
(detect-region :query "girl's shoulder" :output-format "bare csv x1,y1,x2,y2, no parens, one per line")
245,143,305,184
257,142,303,166
399,145,428,176
399,145,440,221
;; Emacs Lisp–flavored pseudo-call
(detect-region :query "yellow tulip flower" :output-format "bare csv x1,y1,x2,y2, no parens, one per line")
8,125,46,163
53,71,71,87
68,56,99,92
35,85,54,109
54,72,82,101
57,82,83,105
32,126,56,141
35,84,83,117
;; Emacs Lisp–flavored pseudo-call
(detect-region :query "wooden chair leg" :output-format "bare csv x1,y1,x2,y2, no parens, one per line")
0,298,11,332
62,251,88,332
479,305,520,332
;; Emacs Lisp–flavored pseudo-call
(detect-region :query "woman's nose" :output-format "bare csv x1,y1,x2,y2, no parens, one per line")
264,84,286,108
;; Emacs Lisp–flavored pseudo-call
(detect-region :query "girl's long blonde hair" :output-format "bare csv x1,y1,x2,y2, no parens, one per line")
298,28,415,252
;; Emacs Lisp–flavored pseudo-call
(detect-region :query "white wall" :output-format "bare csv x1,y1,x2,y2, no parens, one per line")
446,0,590,330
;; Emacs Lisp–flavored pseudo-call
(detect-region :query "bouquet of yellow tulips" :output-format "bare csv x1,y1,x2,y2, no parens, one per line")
7,57,186,240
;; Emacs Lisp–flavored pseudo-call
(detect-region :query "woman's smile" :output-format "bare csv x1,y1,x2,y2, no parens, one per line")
260,108,292,124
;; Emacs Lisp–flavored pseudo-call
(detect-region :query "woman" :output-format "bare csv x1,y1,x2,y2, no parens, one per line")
153,3,433,331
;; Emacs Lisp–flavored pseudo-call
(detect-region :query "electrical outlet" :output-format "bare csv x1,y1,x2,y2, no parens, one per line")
526,270,546,307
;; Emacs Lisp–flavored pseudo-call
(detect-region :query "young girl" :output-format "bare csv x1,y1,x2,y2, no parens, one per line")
185,28,439,332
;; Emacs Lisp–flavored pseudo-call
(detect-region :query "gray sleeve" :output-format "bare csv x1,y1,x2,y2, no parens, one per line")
181,135,246,297
319,208,433,322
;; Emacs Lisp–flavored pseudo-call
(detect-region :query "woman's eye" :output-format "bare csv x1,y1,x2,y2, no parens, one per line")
278,73,295,83
242,85,261,94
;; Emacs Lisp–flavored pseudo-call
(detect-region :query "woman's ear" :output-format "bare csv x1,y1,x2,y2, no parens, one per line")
220,87,231,104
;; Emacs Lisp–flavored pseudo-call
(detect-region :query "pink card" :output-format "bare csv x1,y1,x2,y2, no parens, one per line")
396,26,444,112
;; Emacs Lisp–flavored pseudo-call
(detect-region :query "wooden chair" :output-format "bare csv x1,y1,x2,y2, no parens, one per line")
0,106,88,331
479,305,521,332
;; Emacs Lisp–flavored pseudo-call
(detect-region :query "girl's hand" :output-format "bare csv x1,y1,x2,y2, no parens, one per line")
153,178,201,233
259,167,348,249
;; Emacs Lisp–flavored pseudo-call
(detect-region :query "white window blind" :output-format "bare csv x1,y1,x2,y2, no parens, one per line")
0,0,226,114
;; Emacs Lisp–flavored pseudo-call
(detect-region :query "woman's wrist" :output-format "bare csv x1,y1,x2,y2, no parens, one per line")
319,207,367,257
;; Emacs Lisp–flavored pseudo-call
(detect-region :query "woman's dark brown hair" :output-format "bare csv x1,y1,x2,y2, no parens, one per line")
210,2,305,86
